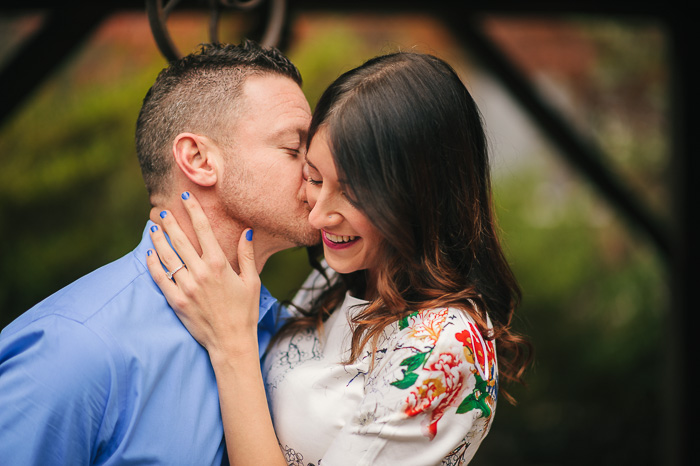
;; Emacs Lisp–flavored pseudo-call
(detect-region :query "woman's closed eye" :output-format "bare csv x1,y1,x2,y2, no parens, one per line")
303,162,322,185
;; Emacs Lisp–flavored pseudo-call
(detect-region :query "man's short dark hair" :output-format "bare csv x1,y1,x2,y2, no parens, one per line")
135,39,302,197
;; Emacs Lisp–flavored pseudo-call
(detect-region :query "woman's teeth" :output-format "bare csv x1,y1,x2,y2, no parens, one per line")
325,232,356,243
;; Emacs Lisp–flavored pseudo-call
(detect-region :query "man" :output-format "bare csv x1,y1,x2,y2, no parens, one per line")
0,40,318,464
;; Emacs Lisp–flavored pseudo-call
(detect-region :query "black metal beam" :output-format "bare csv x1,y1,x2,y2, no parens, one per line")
441,14,671,260
667,11,695,466
0,1,668,14
0,6,113,129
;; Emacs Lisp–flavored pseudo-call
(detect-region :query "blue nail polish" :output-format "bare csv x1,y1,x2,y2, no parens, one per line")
181,191,190,200
159,210,167,219
151,225,158,233
147,249,153,256
246,229,253,241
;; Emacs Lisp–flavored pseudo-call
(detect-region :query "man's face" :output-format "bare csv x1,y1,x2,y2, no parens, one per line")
219,74,319,250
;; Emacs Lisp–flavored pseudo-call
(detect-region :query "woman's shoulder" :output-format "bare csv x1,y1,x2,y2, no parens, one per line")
379,306,498,396
363,305,499,447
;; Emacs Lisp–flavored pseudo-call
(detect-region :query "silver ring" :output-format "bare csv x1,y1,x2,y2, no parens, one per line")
166,263,187,280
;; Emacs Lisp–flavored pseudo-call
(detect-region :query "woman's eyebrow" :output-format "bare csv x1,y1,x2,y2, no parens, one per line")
304,155,319,171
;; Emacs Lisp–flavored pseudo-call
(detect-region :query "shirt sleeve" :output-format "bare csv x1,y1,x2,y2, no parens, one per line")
0,315,119,465
321,308,499,466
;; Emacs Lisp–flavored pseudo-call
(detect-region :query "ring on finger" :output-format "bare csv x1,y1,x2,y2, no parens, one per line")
166,263,187,280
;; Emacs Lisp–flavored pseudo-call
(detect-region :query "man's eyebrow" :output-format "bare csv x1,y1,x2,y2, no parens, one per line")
269,126,306,143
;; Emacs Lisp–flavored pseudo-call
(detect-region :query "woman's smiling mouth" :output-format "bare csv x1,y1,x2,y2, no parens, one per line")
322,231,360,250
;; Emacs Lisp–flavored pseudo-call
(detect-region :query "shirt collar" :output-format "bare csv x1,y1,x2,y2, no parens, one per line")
258,284,278,324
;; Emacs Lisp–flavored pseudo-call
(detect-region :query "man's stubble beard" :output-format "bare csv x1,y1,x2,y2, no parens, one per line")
219,170,320,249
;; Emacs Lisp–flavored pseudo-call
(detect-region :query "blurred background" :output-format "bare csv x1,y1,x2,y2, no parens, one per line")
0,2,689,465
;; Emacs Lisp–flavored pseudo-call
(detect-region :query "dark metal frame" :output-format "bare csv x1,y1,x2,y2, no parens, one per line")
145,0,286,62
0,1,694,463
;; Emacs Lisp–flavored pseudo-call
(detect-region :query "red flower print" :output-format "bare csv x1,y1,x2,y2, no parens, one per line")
455,324,496,381
403,352,466,440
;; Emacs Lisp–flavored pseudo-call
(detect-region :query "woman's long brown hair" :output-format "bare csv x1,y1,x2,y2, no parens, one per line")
276,52,531,404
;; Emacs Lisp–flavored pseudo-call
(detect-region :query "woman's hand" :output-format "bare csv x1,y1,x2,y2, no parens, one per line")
146,191,261,359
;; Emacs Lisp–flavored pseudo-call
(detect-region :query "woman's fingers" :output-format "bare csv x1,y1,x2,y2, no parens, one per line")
156,196,203,270
149,223,188,277
238,229,261,288
145,247,180,299
179,191,227,261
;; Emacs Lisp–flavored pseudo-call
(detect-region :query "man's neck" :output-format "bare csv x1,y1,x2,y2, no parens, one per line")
150,195,280,276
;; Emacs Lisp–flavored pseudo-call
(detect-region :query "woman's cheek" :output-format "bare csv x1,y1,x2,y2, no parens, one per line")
305,184,318,209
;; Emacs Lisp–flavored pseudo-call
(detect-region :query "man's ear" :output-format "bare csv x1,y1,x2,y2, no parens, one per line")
172,133,219,187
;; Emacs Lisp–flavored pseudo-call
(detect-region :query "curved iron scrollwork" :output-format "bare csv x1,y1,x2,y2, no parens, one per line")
146,0,287,62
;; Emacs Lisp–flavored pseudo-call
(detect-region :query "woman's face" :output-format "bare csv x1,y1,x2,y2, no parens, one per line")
304,127,383,277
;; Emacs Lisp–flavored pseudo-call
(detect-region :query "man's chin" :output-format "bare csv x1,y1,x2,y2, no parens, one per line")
268,226,320,250
296,229,322,248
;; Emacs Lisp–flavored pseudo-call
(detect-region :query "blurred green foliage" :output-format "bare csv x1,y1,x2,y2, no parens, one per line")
0,55,157,320
0,13,668,465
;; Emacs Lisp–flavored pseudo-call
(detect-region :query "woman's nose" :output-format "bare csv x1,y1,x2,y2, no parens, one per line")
309,200,342,229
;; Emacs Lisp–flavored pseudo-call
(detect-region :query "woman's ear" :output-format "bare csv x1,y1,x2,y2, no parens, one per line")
172,133,219,187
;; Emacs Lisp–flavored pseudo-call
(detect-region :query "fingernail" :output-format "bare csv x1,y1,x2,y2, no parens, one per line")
159,210,167,219
181,191,190,200
246,229,253,241
151,225,158,233
147,249,153,256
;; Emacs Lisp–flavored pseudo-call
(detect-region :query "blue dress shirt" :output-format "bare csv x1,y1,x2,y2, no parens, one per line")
0,222,280,465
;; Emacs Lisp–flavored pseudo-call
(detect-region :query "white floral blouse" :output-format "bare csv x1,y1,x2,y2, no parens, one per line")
263,270,498,466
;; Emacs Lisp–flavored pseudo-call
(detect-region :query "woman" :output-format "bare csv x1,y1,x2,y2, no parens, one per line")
147,52,530,465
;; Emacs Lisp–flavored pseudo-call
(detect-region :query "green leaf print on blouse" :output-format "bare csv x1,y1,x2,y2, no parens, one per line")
455,371,491,418
390,351,431,389
398,310,420,331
